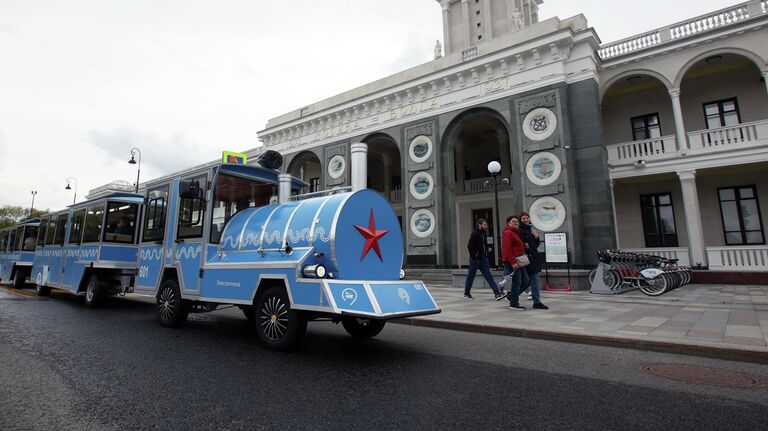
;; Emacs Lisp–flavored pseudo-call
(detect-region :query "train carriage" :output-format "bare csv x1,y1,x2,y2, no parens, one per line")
31,192,143,304
0,218,40,289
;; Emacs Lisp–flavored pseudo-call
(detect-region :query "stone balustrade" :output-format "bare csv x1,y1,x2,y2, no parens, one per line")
599,1,765,60
687,120,768,152
707,245,768,271
606,135,678,165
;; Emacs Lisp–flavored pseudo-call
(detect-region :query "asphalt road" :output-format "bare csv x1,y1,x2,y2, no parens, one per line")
1,286,767,430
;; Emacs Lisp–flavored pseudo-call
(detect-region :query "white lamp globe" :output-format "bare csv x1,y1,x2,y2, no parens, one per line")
487,161,501,175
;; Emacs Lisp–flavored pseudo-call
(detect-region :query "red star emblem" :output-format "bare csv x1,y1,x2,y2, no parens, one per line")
354,209,389,262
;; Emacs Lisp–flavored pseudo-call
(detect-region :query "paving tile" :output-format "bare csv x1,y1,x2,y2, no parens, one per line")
723,336,767,347
728,310,760,325
725,324,765,338
631,317,667,327
686,330,724,340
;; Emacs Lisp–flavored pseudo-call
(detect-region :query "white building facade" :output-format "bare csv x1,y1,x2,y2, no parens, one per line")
256,0,768,273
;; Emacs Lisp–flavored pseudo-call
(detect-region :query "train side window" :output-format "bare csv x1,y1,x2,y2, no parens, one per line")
142,186,169,242
54,213,68,245
209,174,274,244
37,218,49,247
68,210,85,245
83,204,105,243
0,231,5,252
7,230,16,252
178,175,207,239
103,202,139,244
22,226,39,251
44,218,57,245
13,227,24,251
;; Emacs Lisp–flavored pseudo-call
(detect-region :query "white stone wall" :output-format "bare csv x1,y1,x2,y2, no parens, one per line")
614,177,688,249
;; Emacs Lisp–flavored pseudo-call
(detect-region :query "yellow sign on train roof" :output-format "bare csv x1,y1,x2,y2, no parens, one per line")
222,151,247,165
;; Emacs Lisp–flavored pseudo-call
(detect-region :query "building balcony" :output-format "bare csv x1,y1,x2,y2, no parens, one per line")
389,188,402,203
463,175,512,195
607,119,768,173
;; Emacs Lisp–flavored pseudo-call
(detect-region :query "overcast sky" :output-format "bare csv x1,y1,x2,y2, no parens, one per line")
0,0,741,212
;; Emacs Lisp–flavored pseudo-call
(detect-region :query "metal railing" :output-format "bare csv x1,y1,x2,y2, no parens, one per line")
463,175,512,194
599,1,765,59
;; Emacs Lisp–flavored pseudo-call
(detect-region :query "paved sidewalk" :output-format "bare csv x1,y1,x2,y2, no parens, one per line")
396,283,768,363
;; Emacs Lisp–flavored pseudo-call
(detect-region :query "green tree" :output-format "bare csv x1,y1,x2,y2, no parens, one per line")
0,206,48,229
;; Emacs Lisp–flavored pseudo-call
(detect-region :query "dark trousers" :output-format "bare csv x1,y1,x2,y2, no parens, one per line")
503,261,530,307
464,257,500,295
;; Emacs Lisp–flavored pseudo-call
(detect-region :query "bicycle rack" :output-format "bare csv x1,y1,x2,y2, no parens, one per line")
589,250,692,296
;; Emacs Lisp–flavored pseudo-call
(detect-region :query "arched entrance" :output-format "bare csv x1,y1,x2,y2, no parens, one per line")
442,108,512,267
363,133,402,205
286,151,322,193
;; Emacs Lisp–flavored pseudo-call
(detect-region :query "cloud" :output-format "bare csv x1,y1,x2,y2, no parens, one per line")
0,129,6,166
87,127,204,177
384,32,436,75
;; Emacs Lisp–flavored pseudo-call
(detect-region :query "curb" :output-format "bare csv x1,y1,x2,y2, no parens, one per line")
391,317,768,364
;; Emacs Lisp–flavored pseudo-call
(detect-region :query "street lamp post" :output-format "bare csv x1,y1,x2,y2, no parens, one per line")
128,147,142,193
30,191,37,217
484,161,509,268
65,177,78,204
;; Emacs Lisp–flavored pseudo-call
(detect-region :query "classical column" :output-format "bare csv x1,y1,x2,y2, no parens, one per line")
441,2,451,55
669,89,689,153
762,70,768,97
350,143,368,192
610,179,620,249
461,0,471,50
677,170,707,267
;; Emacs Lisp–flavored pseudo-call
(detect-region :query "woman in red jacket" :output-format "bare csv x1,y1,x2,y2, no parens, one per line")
500,215,529,310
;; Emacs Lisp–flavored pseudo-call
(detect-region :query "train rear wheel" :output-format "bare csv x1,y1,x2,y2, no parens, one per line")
84,275,102,308
13,271,26,289
36,283,51,296
341,318,386,339
156,279,189,328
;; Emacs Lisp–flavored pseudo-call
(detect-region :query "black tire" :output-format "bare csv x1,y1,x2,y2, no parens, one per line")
36,284,51,296
253,286,306,351
341,317,386,339
13,271,26,289
84,274,102,308
639,274,667,296
242,307,256,322
156,279,189,328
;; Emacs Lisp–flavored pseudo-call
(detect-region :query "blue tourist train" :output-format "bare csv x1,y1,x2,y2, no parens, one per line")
1,149,440,350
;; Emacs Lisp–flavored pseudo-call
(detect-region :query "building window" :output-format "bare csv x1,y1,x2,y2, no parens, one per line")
640,193,678,247
631,113,661,141
704,98,740,129
309,177,320,193
718,186,765,245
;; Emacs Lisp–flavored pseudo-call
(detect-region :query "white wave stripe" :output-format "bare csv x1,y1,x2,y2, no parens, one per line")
176,245,202,260
221,226,332,250
140,248,163,261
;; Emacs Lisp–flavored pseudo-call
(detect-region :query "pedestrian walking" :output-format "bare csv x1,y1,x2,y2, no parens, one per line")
519,211,549,310
463,218,503,300
500,215,529,310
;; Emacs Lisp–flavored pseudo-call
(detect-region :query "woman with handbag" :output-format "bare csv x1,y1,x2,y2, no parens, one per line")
500,215,529,310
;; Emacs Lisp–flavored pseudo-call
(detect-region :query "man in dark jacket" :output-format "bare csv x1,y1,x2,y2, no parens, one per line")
519,212,548,310
463,218,503,300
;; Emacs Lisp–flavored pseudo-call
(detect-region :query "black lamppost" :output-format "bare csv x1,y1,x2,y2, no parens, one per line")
484,161,509,268
65,177,78,204
30,191,37,216
128,147,142,193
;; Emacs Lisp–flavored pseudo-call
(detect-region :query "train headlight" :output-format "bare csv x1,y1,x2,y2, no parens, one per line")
399,269,406,280
303,264,327,278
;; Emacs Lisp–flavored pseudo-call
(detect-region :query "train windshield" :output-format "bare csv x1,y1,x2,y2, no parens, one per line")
209,174,276,244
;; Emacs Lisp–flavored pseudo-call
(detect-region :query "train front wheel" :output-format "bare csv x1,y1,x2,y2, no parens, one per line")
253,286,306,351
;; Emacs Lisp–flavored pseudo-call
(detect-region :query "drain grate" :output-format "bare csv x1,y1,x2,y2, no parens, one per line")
641,363,768,389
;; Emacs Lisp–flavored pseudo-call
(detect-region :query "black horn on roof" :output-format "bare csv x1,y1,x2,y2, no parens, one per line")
256,150,283,170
